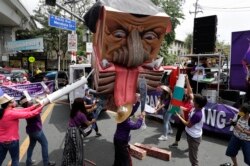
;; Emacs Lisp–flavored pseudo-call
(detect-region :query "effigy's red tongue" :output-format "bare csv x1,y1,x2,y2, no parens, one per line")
114,65,139,107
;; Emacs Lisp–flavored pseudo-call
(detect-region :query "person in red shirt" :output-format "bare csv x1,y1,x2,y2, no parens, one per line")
170,75,194,147
21,76,30,84
0,93,43,166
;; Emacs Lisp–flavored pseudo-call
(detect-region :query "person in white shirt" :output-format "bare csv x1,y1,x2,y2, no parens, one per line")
176,94,207,166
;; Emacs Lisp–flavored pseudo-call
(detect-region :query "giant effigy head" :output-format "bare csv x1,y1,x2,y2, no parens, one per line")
84,0,171,123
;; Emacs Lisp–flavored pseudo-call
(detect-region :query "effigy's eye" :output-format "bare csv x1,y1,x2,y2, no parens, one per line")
142,31,158,40
113,29,127,38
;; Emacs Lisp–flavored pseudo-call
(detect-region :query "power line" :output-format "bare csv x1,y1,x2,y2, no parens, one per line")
201,6,250,10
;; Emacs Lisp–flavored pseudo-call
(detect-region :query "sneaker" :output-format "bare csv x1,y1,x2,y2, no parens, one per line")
141,122,147,130
168,128,173,134
31,160,36,165
220,163,232,166
158,135,168,141
48,161,56,166
169,143,178,148
96,133,102,137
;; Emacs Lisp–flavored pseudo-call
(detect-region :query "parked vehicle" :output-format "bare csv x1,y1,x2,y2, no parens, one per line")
0,68,12,78
30,71,68,90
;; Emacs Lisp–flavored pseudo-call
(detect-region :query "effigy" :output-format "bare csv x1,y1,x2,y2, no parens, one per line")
84,0,172,122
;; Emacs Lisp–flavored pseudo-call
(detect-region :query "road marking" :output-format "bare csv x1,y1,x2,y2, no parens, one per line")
7,103,55,166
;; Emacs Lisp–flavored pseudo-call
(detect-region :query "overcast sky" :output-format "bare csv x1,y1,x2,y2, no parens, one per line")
20,0,250,44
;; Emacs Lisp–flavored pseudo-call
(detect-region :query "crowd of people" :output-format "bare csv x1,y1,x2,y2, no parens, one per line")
0,76,31,86
0,65,249,166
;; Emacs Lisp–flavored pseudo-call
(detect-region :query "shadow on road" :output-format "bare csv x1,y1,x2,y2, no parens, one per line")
48,104,70,133
84,137,114,166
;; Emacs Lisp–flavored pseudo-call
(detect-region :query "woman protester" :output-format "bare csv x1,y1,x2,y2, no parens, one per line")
0,93,43,166
19,96,55,166
83,89,102,137
61,98,96,166
113,100,145,166
154,85,173,141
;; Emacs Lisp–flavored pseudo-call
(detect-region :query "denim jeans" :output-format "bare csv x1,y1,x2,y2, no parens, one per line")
163,109,173,136
26,130,49,166
0,140,19,166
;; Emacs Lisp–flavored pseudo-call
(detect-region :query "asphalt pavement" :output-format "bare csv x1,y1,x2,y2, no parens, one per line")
2,98,245,166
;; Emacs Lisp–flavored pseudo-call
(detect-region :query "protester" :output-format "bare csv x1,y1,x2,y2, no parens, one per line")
19,96,55,166
3,76,14,86
113,103,145,166
21,76,31,84
170,75,194,147
83,89,102,137
176,94,207,166
0,75,4,85
35,67,42,75
221,103,250,166
0,93,43,166
154,85,173,141
41,76,51,94
61,98,96,166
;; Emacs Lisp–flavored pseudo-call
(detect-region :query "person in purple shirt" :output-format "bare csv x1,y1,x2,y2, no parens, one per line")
154,85,172,141
176,94,207,166
113,100,145,166
61,98,96,166
19,96,56,166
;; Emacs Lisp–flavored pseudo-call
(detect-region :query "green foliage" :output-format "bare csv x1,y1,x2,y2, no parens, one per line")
17,0,185,66
151,0,185,65
184,33,192,54
16,0,93,58
216,41,230,57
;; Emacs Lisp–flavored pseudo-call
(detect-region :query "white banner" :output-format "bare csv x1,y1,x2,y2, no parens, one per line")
68,34,77,52
86,42,93,53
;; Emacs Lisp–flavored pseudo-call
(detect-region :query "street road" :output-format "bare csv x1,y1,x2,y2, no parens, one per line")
2,97,245,166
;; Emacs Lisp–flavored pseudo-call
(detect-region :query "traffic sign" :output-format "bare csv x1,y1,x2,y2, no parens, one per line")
49,15,76,31
28,56,35,63
68,34,78,52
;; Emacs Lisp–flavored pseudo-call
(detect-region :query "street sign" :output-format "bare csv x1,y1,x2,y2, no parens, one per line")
6,38,44,52
49,15,76,31
86,42,93,53
28,56,36,63
68,34,78,52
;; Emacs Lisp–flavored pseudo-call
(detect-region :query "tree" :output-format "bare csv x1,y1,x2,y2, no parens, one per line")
184,33,192,54
216,40,230,57
152,0,185,65
16,0,93,69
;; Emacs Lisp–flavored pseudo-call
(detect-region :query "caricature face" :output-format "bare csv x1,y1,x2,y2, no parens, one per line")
95,10,170,68
88,4,171,123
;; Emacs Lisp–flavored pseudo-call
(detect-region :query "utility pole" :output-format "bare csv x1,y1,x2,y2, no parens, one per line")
189,0,203,54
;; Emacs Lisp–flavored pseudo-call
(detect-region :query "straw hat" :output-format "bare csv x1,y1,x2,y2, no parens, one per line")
0,94,14,105
160,85,171,93
115,104,133,123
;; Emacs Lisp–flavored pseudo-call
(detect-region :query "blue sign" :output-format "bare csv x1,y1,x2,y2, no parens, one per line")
6,38,44,52
49,15,76,31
